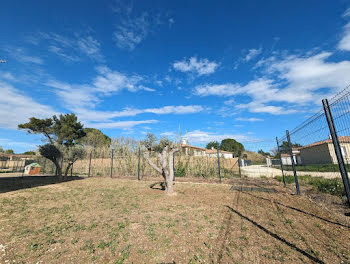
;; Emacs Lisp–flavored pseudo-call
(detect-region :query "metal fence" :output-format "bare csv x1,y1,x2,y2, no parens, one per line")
275,88,350,204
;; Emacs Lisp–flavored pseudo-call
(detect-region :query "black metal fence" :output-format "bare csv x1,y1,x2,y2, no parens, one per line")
275,87,350,204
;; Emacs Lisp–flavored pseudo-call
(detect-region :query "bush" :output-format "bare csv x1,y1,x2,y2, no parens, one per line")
174,161,186,177
274,175,345,196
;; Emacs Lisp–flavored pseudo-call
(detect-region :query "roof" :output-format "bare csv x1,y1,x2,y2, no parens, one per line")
181,144,206,151
26,163,41,168
205,149,234,154
281,153,291,157
299,136,350,149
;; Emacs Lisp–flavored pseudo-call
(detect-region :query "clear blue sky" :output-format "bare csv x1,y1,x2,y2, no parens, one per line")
1,0,350,153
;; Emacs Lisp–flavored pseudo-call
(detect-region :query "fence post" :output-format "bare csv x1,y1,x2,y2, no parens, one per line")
276,137,286,187
217,142,221,183
110,148,114,178
88,148,93,177
137,146,141,181
238,158,242,177
322,99,350,205
173,153,175,182
286,130,300,195
71,163,73,177
43,159,46,175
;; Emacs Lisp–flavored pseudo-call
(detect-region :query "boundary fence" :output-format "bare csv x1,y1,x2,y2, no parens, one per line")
276,87,350,205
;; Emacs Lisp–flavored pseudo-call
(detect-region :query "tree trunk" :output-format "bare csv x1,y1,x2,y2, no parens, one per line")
144,145,178,195
53,160,63,181
64,162,73,180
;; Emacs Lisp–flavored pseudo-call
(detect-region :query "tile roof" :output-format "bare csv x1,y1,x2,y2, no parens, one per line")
299,136,350,149
181,144,206,151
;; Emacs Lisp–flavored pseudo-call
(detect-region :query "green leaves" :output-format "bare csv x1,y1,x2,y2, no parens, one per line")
18,113,85,147
206,141,219,150
39,144,61,161
218,138,245,157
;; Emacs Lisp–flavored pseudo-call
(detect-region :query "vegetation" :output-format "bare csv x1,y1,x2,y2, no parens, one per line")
274,175,345,196
78,128,111,148
23,151,36,155
18,113,86,181
206,141,219,150
278,141,302,154
278,164,347,172
258,149,271,157
220,138,245,157
4,149,14,154
206,139,245,157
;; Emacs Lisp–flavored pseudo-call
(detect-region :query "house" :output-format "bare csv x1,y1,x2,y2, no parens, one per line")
181,144,207,157
299,136,350,165
280,148,302,165
205,148,234,159
180,142,235,159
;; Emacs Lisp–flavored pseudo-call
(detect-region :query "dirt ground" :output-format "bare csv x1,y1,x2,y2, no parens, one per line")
0,177,349,263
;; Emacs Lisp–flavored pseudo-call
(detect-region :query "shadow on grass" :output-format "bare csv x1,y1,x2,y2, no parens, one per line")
0,175,84,194
149,182,165,191
241,191,350,228
226,205,325,264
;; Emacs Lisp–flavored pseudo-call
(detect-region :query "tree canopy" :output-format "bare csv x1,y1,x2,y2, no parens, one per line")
79,128,111,148
4,149,14,154
279,141,302,153
19,114,85,147
18,113,86,180
206,141,219,149
219,138,245,157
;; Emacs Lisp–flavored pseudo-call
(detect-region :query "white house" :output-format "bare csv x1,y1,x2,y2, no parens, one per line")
280,148,301,165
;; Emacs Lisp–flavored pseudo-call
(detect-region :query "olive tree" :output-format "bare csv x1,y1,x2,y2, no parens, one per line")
142,134,179,195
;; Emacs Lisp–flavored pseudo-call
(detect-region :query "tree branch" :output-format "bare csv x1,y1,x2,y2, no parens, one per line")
143,153,162,174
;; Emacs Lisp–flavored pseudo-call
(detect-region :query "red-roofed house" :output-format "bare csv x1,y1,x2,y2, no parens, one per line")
299,136,350,165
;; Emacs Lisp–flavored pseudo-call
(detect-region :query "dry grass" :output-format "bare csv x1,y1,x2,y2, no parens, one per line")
0,177,349,263
73,155,240,179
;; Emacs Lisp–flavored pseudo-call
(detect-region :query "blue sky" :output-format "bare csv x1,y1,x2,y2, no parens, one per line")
1,0,350,153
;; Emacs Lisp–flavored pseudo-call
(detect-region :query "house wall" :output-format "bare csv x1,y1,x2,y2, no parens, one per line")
223,153,233,159
281,156,292,165
206,153,233,159
299,143,333,165
327,142,350,164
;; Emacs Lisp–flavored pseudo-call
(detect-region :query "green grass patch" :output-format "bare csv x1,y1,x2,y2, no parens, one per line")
275,164,349,172
275,175,345,196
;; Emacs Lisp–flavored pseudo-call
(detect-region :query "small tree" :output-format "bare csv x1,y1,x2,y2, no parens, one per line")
5,149,14,154
18,113,86,181
142,133,157,152
39,144,62,177
220,138,245,157
78,128,111,148
206,141,219,149
258,149,271,157
142,133,178,195
63,146,85,179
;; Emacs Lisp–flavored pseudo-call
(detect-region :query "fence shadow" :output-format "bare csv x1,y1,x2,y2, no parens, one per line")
241,191,350,228
226,205,325,264
0,175,84,194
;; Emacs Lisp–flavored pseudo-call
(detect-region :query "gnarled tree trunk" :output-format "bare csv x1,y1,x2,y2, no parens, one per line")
144,145,178,195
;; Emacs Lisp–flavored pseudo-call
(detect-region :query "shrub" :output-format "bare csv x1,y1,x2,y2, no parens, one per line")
274,175,345,196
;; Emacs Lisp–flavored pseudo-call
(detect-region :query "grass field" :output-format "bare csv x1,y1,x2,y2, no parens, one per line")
0,177,349,263
275,164,350,172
